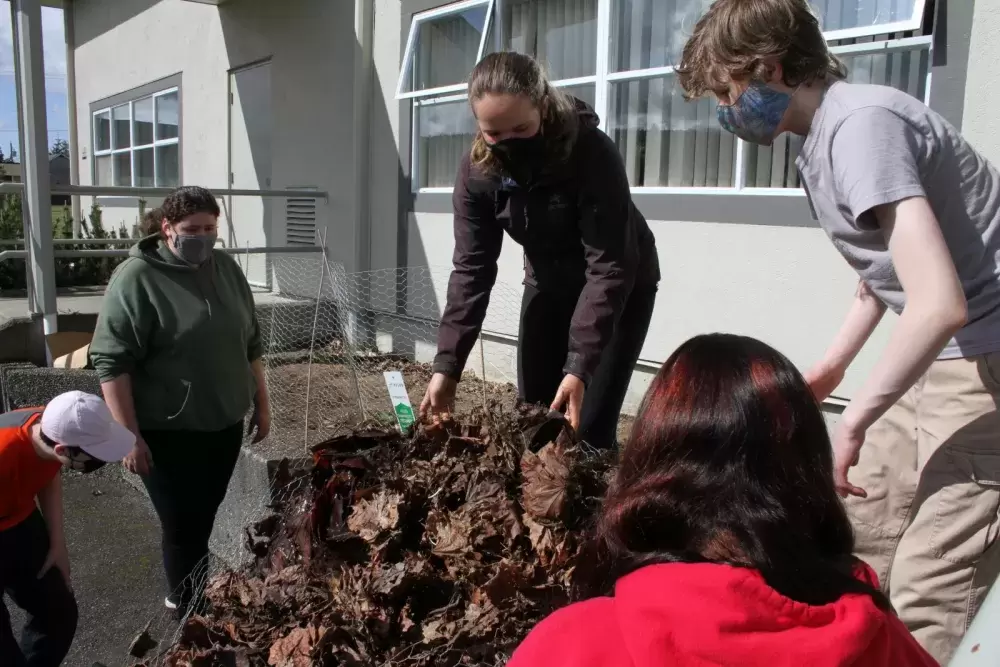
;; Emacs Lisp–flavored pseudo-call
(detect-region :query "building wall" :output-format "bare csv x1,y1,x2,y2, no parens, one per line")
963,0,1000,162
384,0,974,417
71,0,359,270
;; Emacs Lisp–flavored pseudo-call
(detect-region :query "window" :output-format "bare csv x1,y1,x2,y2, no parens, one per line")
398,0,932,192
92,88,180,189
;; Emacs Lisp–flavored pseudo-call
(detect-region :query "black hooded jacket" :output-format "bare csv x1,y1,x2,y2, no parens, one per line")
432,98,660,385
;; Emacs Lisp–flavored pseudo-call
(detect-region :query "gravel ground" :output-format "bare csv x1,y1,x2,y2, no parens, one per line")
6,464,168,667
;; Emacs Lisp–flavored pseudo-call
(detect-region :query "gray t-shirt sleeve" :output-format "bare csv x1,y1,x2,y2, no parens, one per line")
830,106,927,225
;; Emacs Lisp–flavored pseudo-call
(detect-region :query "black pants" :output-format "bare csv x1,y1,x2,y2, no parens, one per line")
140,420,243,608
517,283,656,449
0,510,79,667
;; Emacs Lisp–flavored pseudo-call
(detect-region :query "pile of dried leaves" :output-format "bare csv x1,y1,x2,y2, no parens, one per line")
141,402,615,667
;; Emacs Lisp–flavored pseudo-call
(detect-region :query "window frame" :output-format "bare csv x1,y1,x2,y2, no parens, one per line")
399,0,934,195
91,86,181,189
396,0,496,100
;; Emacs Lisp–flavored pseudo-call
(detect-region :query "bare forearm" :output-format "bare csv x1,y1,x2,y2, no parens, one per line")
101,374,140,434
844,301,964,431
37,475,65,547
817,281,887,374
251,359,269,409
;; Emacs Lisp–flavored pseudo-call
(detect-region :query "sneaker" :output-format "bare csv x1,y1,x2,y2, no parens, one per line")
164,595,179,610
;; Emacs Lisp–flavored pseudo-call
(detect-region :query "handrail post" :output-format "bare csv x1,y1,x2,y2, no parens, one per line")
13,0,57,337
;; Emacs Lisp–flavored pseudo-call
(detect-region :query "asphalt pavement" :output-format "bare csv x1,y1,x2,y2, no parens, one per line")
5,464,171,667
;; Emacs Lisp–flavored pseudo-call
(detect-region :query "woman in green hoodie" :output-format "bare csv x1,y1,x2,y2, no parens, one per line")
89,186,270,614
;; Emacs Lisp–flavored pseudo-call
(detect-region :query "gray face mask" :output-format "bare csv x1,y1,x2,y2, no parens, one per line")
172,233,216,265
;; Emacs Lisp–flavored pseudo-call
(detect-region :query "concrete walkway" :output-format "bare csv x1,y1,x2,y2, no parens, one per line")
6,464,169,667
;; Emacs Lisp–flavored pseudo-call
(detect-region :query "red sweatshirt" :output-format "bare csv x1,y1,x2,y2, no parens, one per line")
508,562,938,667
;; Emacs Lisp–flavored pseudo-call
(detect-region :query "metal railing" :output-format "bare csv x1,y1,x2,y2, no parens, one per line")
0,238,229,247
0,245,322,263
0,182,330,201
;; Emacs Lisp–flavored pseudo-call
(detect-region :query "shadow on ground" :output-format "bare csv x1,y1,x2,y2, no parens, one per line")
6,464,168,667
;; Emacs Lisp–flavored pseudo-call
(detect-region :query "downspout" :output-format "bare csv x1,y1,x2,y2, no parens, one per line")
64,1,82,237
351,0,375,347
353,0,374,275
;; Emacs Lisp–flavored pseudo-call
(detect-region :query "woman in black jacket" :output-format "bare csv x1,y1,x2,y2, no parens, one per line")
419,51,660,449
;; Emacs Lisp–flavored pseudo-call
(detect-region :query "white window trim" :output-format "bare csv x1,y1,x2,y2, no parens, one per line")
92,86,180,189
403,0,933,195
819,0,929,42
396,0,495,100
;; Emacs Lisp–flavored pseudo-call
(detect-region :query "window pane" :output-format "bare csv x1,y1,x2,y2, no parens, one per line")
112,105,130,150
743,47,930,189
113,152,132,186
94,112,111,152
401,4,489,93
497,0,598,79
609,0,705,72
135,147,154,187
156,92,179,140
743,134,806,188
133,97,154,146
416,98,477,189
156,144,180,188
609,75,735,187
841,46,929,100
95,155,112,186
810,0,922,36
559,83,596,109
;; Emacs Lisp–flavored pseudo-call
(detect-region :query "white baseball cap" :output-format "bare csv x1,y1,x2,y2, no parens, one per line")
41,391,136,462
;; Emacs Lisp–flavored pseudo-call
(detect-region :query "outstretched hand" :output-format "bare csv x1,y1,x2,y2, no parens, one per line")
832,421,867,498
550,375,585,432
38,540,72,590
420,373,458,424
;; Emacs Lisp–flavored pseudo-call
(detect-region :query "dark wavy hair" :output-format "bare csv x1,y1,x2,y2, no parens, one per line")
578,333,889,610
138,207,162,236
160,186,220,224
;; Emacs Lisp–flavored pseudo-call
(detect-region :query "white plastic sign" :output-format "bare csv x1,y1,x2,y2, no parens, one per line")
383,371,415,432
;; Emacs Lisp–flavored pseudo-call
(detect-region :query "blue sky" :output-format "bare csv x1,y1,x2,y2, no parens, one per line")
0,3,67,160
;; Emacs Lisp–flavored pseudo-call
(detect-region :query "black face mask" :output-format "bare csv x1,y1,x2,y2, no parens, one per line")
61,445,107,474
488,132,546,185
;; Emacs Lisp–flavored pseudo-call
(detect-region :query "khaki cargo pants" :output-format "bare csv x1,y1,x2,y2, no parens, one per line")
847,353,1000,664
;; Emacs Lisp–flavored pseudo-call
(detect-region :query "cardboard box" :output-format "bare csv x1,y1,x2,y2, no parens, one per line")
46,332,93,369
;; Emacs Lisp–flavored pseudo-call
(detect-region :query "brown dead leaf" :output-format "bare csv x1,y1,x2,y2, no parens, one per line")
268,625,326,667
521,441,573,520
347,490,403,542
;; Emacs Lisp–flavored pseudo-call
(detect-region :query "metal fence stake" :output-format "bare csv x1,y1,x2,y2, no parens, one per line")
302,232,328,451
480,336,487,411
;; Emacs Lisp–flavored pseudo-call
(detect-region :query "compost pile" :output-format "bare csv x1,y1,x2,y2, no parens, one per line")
149,403,615,667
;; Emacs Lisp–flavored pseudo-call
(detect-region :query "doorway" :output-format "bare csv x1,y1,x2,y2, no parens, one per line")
227,59,273,288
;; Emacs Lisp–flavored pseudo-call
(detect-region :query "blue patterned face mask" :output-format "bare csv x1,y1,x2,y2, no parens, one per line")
716,81,793,146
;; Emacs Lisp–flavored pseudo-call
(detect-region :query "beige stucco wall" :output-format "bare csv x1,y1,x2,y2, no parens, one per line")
408,210,895,413
71,0,359,270
963,0,1000,163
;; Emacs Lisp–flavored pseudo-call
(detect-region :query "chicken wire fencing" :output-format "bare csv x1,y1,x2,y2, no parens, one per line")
254,255,525,454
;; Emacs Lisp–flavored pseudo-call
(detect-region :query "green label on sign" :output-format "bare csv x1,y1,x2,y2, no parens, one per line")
394,402,415,430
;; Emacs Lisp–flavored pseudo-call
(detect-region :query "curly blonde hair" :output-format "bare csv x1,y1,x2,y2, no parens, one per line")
676,0,846,100
468,51,579,175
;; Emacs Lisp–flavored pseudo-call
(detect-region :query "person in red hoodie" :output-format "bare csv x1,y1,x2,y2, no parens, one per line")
507,333,938,667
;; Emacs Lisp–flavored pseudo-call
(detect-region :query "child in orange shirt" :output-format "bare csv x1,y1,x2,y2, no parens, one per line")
0,391,134,667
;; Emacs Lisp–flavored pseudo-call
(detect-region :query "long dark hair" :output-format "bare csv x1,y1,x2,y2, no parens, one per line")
579,333,889,610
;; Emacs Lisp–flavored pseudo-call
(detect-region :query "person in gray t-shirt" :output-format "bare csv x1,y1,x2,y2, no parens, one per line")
679,0,1000,662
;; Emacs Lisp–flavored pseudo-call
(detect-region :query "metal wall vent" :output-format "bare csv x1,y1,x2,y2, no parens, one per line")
286,186,318,245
